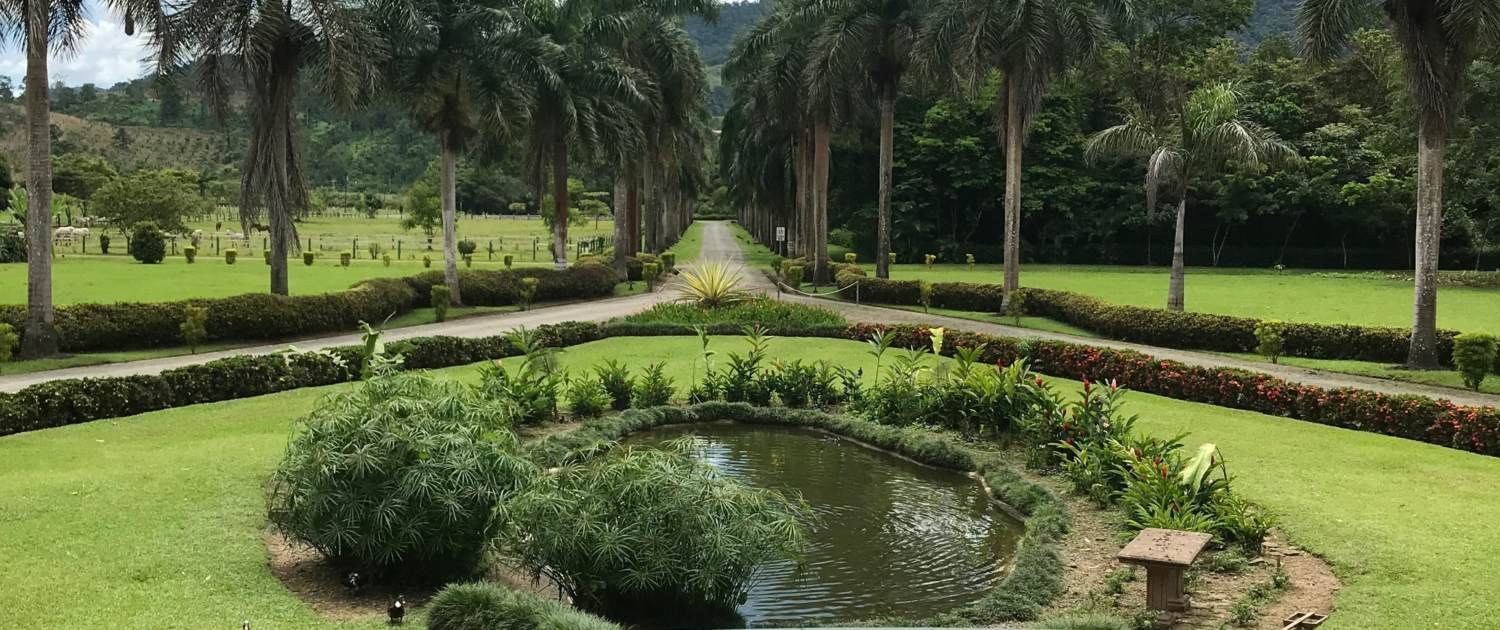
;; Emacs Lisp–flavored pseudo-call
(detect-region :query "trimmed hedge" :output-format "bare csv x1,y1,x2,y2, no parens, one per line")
5,320,1498,458
0,264,620,354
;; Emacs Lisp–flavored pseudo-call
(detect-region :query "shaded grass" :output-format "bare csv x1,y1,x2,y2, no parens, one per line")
666,221,706,263
1,337,1496,628
725,221,781,274
892,264,1500,332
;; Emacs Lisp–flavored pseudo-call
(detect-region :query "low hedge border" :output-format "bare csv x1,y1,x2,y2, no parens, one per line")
3,321,1497,457
526,402,1071,625
0,264,620,354
835,277,1491,371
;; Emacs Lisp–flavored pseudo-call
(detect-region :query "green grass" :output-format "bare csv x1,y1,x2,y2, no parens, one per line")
726,221,781,273
874,304,1100,338
666,221,706,264
2,337,1496,628
182,213,614,242
892,264,1500,332
1223,351,1500,395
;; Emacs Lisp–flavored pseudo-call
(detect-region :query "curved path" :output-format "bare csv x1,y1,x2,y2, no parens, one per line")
5,220,1499,409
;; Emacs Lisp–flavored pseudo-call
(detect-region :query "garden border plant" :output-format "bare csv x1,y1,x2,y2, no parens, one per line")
3,321,1497,457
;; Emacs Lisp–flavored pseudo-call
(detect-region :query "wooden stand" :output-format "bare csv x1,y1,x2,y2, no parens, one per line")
1117,528,1213,612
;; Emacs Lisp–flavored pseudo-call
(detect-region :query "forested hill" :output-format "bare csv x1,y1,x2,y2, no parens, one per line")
1242,0,1299,46
686,1,771,66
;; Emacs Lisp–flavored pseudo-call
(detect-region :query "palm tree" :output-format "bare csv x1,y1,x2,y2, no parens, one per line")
1299,0,1498,369
510,0,714,270
381,0,538,304
2,0,172,357
1086,84,1298,311
182,0,379,295
919,0,1128,311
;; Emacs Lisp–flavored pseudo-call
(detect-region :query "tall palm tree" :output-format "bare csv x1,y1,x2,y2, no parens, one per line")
1299,0,1498,368
1086,84,1298,311
2,0,172,357
919,0,1128,311
182,0,379,295
381,0,539,304
511,0,714,270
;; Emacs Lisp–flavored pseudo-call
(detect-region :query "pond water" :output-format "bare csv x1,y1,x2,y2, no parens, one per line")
628,423,1023,627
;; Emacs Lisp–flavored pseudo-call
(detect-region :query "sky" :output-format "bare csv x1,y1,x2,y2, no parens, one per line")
0,1,153,88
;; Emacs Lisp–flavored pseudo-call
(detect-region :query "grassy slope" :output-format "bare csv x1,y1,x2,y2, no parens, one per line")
1,337,1496,628
666,221,706,263
893,264,1499,332
725,221,780,273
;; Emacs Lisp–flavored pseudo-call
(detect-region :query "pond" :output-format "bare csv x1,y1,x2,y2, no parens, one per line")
628,423,1024,627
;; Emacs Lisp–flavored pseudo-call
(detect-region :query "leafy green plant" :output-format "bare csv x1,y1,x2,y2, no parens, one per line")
919,281,932,313
463,254,474,268
643,261,662,291
966,253,975,269
182,245,197,264
427,582,620,630
224,249,237,264
382,253,392,267
1255,320,1287,364
477,328,562,424
889,251,897,266
844,252,857,264
594,360,635,411
565,376,611,418
659,251,676,272
267,373,534,579
339,251,352,267
458,240,477,256
0,322,17,369
632,362,675,407
128,221,166,264
503,254,514,268
179,306,208,354
519,277,540,311
504,443,812,619
432,284,452,323
303,251,315,266
423,254,433,268
924,253,936,267
1453,332,1497,391
676,262,750,307
784,264,804,290
98,233,110,255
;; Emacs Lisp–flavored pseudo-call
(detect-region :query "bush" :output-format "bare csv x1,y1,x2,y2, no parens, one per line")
632,362,675,407
1255,320,1286,364
99,234,110,255
784,264,804,289
225,249,237,264
179,305,208,353
426,583,620,630
424,254,433,268
504,254,514,268
519,277,539,311
477,330,562,424
677,262,749,307
382,253,392,267
505,444,812,620
565,376,611,418
432,284,452,323
463,254,474,268
458,240,477,255
642,262,662,291
128,222,166,264
0,322,16,365
264,249,271,265
183,245,197,264
303,252,315,266
594,360,634,411
267,373,535,578
0,232,24,263
659,251,676,272
619,298,845,329
844,252,857,264
1454,333,1498,391
339,251,352,267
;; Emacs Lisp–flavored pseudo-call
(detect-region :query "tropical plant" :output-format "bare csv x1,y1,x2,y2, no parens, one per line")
180,0,377,296
594,360,635,411
477,328,562,424
1452,332,1497,391
180,305,208,353
676,262,750,307
426,582,620,630
1254,320,1286,364
1300,0,1500,367
267,373,534,578
128,222,166,264
564,376,611,418
518,276,539,311
919,0,1128,311
432,284,452,323
504,443,812,619
1086,83,1299,310
632,362,676,407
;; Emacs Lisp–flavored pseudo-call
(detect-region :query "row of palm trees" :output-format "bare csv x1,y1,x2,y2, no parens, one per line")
719,0,1498,370
9,0,715,358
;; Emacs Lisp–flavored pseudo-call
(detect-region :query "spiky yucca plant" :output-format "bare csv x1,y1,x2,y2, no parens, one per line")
675,262,752,308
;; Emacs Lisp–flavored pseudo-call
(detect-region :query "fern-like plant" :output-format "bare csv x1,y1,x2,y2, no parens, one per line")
675,262,750,308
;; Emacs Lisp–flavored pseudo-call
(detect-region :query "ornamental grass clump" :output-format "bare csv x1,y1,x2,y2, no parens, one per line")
504,443,813,621
267,373,535,579
677,262,750,307
1453,332,1498,391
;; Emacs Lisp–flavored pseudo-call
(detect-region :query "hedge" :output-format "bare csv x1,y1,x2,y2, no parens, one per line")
527,403,1071,625
4,320,1498,458
832,278,1486,371
0,264,620,354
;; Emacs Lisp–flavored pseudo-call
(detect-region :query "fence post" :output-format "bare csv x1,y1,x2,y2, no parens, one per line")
855,282,861,305
397,240,402,260
215,236,220,254
353,238,358,259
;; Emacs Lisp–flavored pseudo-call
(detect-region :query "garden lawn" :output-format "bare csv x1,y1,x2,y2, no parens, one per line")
0,337,1495,629
727,221,781,273
183,214,614,242
666,221,706,264
892,264,1500,332
1222,352,1500,395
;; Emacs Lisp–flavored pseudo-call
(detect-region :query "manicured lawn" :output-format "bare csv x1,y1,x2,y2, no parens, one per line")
182,213,614,242
726,221,781,272
892,264,1500,332
1,337,1495,629
666,221,706,263
1223,352,1500,395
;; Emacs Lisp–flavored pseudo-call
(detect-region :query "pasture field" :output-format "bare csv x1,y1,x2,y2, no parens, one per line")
0,336,1494,629
892,264,1499,332
183,213,614,241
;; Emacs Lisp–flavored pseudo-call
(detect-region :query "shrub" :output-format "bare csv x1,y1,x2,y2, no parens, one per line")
642,262,662,291
426,582,620,630
633,362,675,407
477,329,562,424
463,254,474,268
565,376,611,418
128,222,166,264
659,251,676,272
339,251,352,267
503,254,514,268
924,253,936,267
966,253,975,269
619,298,845,329
267,373,535,578
458,240,478,255
676,262,749,307
224,249,237,264
424,254,433,268
594,360,634,411
264,249,271,265
505,444,812,620
0,322,16,366
1255,320,1286,364
784,264,804,289
519,277,539,311
844,252,858,264
382,253,392,267
99,234,110,255
889,252,897,265
179,305,208,353
183,245,197,264
303,252,315,266
367,242,383,259
432,284,452,323
1453,332,1498,391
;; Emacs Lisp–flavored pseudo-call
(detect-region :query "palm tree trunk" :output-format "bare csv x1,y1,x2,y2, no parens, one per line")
1167,198,1187,311
551,134,569,270
439,135,464,305
643,159,660,253
243,50,303,298
1407,122,1445,368
612,172,629,273
876,81,896,279
1000,73,1024,312
627,172,641,255
18,0,58,358
812,121,832,285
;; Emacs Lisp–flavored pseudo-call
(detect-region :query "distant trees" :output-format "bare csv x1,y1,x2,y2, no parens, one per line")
92,170,203,233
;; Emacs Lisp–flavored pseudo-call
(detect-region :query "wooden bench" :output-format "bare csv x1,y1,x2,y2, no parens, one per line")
1117,528,1213,612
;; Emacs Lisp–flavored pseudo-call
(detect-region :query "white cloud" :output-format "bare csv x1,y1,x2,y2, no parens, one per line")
0,10,153,89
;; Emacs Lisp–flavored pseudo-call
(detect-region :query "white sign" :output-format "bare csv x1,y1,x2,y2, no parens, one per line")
775,227,787,242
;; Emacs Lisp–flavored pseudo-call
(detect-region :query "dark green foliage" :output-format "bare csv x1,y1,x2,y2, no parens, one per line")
457,240,477,255
1453,333,1498,391
268,373,536,578
225,249,237,264
659,251,676,272
432,284,452,323
594,360,634,411
128,221,166,264
477,329,563,425
632,363,676,408
98,234,110,255
783,264,804,289
0,322,16,364
565,376,611,418
304,252,315,266
618,298,845,328
182,245,197,264
0,232,25,263
426,582,620,630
